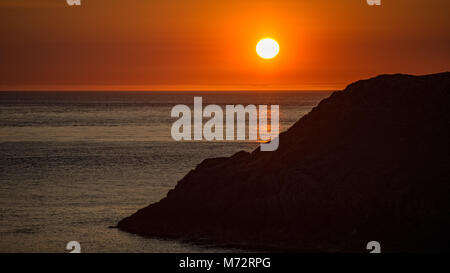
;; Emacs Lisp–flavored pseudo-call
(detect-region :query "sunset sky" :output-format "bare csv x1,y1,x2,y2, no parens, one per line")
1,0,449,90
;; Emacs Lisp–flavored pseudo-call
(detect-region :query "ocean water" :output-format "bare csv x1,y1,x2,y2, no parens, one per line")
0,91,331,253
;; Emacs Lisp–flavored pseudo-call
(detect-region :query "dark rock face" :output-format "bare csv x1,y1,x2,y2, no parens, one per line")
118,73,450,252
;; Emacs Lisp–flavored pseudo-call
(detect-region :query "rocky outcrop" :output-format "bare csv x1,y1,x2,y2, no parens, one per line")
119,72,450,252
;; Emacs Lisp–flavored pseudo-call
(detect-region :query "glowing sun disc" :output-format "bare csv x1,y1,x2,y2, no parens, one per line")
256,38,279,59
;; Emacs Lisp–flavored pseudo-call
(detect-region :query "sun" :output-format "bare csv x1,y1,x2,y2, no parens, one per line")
256,38,279,59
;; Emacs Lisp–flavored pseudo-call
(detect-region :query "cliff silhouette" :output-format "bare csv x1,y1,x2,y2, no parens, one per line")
118,72,450,252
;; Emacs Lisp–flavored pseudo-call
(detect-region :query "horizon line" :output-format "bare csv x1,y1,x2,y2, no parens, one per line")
0,84,341,92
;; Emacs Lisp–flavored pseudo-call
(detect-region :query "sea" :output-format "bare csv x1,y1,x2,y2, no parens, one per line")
0,91,331,253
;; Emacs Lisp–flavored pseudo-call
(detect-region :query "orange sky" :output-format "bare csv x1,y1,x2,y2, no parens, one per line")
0,0,449,90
